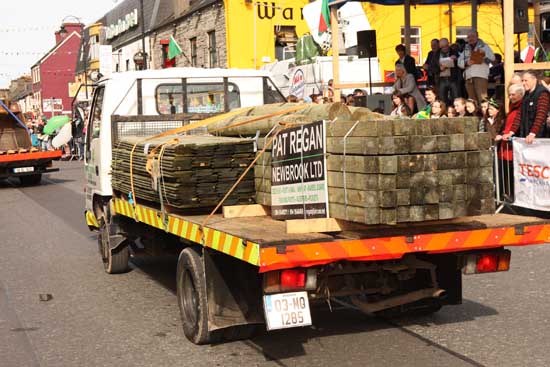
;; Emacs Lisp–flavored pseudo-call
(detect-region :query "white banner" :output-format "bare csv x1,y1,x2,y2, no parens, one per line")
513,138,550,211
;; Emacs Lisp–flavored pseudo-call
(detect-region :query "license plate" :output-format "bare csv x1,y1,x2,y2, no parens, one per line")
13,166,34,173
263,291,312,330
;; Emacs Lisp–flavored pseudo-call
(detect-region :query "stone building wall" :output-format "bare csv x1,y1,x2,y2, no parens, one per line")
151,1,227,69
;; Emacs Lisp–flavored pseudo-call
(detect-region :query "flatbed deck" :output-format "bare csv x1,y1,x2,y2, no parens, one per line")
112,198,550,272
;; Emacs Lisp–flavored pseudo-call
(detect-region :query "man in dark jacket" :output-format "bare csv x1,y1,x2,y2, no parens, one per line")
436,38,460,105
423,39,440,87
503,70,550,144
395,44,419,80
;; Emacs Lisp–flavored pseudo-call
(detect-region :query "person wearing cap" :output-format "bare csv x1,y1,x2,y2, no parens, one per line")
503,70,550,144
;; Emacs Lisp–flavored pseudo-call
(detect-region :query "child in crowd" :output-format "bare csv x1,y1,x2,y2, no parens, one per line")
390,91,412,117
453,97,467,117
447,106,456,117
465,98,480,117
481,98,504,141
480,98,489,118
430,99,447,118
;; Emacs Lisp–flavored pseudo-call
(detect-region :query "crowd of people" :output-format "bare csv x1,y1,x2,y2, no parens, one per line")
26,110,87,160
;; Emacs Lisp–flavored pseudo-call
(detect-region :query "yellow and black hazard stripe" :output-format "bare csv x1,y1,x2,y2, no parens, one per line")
113,198,260,266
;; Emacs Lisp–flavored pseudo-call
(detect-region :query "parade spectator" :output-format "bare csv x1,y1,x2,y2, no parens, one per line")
447,106,457,117
393,63,426,112
287,95,298,103
415,86,438,118
423,39,440,87
390,91,412,117
323,79,334,101
465,98,480,117
480,98,489,118
503,70,550,143
430,99,447,118
509,73,522,86
458,29,495,104
489,53,504,84
453,97,467,117
437,38,460,105
480,98,504,141
395,44,419,80
495,83,525,201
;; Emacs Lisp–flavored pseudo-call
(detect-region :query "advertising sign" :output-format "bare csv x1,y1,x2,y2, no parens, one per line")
43,98,63,112
271,120,329,220
289,69,305,99
513,138,550,211
99,45,113,77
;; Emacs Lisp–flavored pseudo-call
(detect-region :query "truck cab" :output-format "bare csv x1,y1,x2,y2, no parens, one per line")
84,67,285,217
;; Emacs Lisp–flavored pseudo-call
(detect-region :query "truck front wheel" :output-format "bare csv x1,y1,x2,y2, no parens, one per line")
19,174,42,186
176,247,216,345
98,209,129,274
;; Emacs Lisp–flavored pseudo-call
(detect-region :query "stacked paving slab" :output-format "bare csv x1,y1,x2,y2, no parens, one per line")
111,135,256,210
254,117,495,225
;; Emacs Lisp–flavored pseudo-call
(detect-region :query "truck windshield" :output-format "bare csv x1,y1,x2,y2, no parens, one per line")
156,82,241,115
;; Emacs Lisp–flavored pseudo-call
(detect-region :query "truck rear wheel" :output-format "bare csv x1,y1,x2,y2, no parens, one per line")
176,247,217,345
19,174,42,186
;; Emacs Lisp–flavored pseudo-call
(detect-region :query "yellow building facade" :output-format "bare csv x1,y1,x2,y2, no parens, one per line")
224,0,312,69
224,1,531,76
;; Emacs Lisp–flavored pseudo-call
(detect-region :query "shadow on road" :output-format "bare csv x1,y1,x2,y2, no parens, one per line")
129,253,496,367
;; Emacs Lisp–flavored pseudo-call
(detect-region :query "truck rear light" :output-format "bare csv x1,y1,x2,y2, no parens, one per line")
264,269,317,293
463,250,511,275
476,254,498,273
281,270,306,290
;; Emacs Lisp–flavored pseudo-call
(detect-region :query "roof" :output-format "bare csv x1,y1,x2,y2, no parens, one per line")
32,31,81,68
102,67,274,84
153,0,219,31
329,0,492,5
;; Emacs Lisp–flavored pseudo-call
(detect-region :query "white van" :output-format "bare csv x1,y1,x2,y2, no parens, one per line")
84,67,285,216
262,56,383,98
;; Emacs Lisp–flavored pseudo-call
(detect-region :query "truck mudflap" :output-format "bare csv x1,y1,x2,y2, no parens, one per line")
85,210,100,230
203,249,264,332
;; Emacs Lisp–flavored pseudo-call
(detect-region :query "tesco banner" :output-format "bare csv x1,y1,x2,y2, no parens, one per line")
513,138,550,211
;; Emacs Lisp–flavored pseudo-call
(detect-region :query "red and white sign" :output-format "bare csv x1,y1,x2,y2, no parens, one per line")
289,69,305,99
513,138,550,211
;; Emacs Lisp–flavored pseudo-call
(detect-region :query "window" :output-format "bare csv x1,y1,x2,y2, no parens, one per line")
160,39,176,68
190,37,197,67
400,26,422,64
275,26,298,61
88,86,105,145
126,59,130,71
155,82,241,115
263,77,286,104
208,31,217,68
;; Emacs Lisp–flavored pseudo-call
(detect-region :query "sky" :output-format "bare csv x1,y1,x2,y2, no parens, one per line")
0,0,120,88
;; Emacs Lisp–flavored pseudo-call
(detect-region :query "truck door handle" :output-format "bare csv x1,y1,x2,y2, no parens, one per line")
95,166,99,176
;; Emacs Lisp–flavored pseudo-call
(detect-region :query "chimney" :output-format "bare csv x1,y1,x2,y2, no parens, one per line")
175,0,191,17
55,23,83,44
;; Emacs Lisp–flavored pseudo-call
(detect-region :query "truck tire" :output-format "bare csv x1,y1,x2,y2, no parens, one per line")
98,217,130,274
176,247,217,345
19,174,42,186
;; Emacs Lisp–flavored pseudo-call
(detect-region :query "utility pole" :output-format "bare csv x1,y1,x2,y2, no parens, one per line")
140,0,147,70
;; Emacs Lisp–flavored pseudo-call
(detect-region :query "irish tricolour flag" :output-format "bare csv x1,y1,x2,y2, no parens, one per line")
318,0,331,35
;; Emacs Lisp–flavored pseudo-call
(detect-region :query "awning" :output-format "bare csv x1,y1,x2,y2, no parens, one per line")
329,0,471,5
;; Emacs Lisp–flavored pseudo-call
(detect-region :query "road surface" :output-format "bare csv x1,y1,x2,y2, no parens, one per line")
1,161,549,367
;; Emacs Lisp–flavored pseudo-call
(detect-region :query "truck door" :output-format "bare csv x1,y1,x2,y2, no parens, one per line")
84,86,105,211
